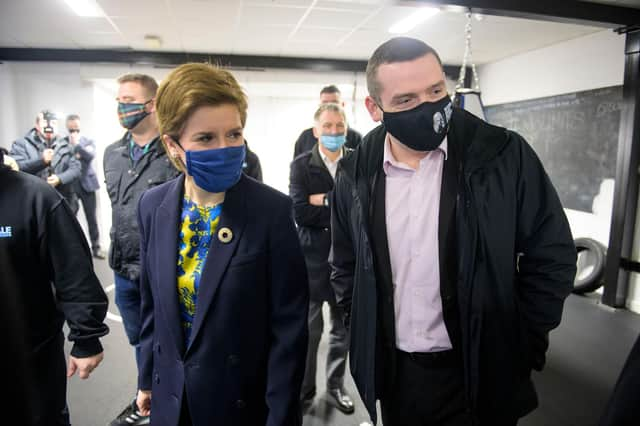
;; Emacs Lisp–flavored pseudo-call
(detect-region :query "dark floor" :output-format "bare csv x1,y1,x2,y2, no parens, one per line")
65,259,640,426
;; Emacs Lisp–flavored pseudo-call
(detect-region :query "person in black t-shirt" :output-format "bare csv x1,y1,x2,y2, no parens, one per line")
0,149,108,426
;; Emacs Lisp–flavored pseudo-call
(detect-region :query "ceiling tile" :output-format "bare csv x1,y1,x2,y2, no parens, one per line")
168,0,239,20
316,0,387,12
245,0,313,6
291,26,351,43
241,4,308,26
303,8,369,28
98,0,166,18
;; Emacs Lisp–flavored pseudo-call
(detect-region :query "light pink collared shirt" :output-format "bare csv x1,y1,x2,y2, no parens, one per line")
383,136,453,353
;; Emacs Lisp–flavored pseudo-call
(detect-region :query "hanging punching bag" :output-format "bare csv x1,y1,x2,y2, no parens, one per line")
453,88,485,120
454,11,486,121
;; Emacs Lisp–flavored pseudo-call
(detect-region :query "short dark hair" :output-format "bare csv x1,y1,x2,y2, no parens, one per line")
320,85,341,96
366,37,443,104
66,114,80,122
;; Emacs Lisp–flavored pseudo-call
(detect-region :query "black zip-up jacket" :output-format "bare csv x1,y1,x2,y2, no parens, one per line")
330,109,577,425
0,166,109,358
103,133,179,280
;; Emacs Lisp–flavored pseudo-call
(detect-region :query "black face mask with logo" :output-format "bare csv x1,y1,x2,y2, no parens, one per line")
380,95,453,152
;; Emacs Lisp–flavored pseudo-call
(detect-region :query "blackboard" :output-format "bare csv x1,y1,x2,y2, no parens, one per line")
484,86,622,212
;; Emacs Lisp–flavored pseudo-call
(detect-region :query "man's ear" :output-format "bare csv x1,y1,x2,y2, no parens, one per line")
365,96,382,122
147,98,156,113
312,125,319,139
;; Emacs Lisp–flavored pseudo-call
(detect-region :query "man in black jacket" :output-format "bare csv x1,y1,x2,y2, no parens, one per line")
0,149,109,426
293,85,363,158
290,103,354,415
330,37,577,426
105,73,179,426
10,110,81,212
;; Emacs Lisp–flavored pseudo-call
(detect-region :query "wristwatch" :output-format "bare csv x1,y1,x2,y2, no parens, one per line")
323,194,329,207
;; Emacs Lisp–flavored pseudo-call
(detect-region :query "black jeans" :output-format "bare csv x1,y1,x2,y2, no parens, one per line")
381,349,471,426
76,187,100,251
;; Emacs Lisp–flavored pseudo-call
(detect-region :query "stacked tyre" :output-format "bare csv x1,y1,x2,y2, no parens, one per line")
573,237,607,294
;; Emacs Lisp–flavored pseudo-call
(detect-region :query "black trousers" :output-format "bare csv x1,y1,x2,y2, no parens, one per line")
76,187,100,250
30,332,71,426
381,349,471,426
301,299,349,397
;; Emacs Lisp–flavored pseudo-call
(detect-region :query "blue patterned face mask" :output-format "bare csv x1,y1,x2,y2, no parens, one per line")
118,100,152,129
185,145,246,193
320,134,346,152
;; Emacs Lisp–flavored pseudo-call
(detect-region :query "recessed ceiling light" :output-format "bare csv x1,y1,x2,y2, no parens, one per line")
144,35,163,49
63,0,104,17
389,7,440,34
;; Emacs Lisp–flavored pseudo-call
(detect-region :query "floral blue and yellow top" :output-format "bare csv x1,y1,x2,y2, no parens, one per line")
177,196,222,345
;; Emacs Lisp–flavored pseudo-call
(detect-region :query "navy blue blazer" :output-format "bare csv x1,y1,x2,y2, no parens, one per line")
137,174,309,426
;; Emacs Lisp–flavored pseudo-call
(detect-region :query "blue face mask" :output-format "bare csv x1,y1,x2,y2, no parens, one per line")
185,145,246,193
320,134,346,152
118,101,151,130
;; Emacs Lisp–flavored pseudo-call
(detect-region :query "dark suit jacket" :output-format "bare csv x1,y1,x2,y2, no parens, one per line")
137,174,309,426
289,143,334,302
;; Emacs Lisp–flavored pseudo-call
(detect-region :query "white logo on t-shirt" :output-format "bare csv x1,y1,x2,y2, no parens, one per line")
0,226,12,238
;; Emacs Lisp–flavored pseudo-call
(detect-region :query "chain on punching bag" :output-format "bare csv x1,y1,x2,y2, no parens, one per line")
453,11,486,121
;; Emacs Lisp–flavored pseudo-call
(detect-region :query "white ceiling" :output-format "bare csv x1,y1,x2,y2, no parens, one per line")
0,0,613,65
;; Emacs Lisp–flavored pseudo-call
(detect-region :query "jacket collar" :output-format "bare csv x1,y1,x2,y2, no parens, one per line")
310,142,350,175
118,132,164,158
309,142,326,170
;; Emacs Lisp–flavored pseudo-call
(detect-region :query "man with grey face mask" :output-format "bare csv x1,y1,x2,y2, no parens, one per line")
330,37,577,426
10,110,81,212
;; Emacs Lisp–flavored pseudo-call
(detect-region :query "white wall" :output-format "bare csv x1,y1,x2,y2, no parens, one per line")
480,29,640,312
480,30,625,106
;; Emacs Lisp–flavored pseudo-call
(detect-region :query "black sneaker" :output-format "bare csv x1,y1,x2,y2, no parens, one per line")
109,401,149,426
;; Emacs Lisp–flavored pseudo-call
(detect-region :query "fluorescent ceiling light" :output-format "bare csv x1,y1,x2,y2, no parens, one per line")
389,7,440,34
63,0,104,17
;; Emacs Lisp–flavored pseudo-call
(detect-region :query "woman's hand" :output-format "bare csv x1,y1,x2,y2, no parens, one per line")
136,389,152,416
